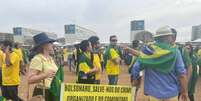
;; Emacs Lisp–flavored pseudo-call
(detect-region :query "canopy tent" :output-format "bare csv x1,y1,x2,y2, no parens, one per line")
191,38,201,43
53,42,62,46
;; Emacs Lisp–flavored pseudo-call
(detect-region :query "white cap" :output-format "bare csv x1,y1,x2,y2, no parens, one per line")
154,26,175,38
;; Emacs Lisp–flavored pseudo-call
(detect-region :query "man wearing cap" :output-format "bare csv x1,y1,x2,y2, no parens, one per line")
131,26,188,101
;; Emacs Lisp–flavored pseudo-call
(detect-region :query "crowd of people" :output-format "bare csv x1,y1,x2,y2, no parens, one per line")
0,26,201,101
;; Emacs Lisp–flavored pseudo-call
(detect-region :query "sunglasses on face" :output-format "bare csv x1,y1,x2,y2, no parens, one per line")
111,39,117,42
186,47,191,50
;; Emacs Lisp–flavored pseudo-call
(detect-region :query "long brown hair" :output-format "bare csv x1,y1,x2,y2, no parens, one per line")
35,44,45,54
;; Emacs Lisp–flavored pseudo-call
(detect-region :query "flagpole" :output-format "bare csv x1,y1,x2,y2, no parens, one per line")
60,83,64,101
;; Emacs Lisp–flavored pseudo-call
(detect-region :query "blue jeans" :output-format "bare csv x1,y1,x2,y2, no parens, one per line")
108,75,118,85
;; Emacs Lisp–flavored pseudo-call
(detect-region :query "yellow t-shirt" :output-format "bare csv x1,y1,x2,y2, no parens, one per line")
0,49,3,68
100,53,104,62
13,48,23,61
29,54,58,88
198,49,201,58
2,52,20,86
79,52,92,74
93,54,101,80
106,48,120,75
63,48,68,62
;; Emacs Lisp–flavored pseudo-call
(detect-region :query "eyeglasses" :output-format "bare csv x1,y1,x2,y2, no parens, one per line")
186,47,191,50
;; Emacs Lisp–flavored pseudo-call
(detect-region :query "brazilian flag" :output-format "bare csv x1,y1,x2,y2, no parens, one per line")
104,45,122,66
49,65,64,101
139,43,178,73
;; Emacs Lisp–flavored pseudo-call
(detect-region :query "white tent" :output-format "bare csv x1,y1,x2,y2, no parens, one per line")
191,39,201,42
53,42,62,46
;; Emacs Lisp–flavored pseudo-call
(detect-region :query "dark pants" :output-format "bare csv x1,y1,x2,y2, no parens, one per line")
108,75,118,85
68,59,73,72
188,94,194,101
1,86,23,101
0,70,2,86
33,87,57,101
77,79,95,84
101,62,104,72
94,80,100,84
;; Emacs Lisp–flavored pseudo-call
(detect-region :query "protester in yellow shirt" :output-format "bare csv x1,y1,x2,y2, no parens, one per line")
198,48,201,58
99,47,105,73
88,36,102,84
63,47,68,64
104,35,122,85
0,41,4,87
13,43,23,62
13,42,26,75
28,33,58,101
1,40,23,101
77,40,98,84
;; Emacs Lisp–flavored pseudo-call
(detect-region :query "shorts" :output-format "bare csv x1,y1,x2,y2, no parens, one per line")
33,87,57,101
1,85,22,101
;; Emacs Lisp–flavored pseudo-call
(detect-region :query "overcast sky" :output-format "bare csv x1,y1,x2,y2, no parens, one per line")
0,0,201,42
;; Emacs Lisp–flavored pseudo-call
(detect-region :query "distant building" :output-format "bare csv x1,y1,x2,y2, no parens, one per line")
64,24,96,44
13,27,57,39
57,37,66,45
13,27,58,45
130,20,145,42
0,32,14,42
192,25,201,41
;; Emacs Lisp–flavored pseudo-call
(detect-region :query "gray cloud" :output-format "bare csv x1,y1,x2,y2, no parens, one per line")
0,0,201,42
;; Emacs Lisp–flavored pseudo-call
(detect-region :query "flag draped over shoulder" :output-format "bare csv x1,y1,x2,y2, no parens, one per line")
103,45,122,65
138,43,178,73
78,52,95,78
49,65,64,101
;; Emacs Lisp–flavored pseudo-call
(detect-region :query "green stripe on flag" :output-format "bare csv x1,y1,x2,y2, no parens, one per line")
139,43,178,73
49,65,64,101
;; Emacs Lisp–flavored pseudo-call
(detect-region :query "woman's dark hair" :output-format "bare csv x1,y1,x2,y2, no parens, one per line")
28,44,45,60
79,40,94,65
36,45,45,54
80,40,90,52
88,36,99,47
110,35,117,41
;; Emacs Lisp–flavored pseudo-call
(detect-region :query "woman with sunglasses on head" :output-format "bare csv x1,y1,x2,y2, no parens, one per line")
88,36,102,84
77,40,98,84
28,33,58,101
